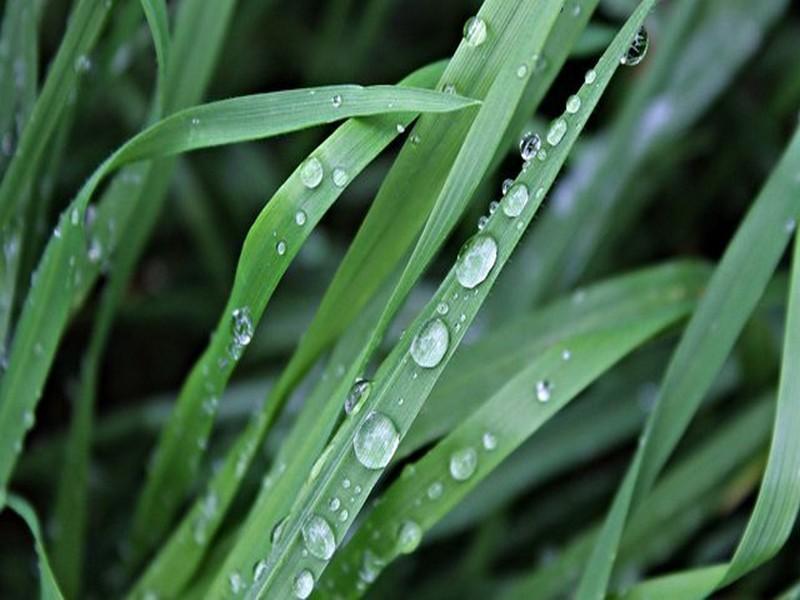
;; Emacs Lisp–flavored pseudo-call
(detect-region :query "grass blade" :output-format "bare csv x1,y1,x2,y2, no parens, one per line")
138,0,171,112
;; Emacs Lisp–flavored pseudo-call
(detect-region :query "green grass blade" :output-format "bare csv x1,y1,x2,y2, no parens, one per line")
4,494,65,600
321,290,695,596
138,0,171,112
246,3,657,596
575,126,800,599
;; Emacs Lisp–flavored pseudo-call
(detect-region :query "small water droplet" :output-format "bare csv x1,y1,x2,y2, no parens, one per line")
293,569,314,599
571,3,582,16
339,509,349,522
354,411,400,468
396,123,406,134
300,157,324,189
410,318,450,368
329,497,341,511
332,94,343,108
302,515,336,560
482,432,497,451
786,218,797,234
442,83,457,95
23,410,34,429
566,95,581,114
502,178,514,195
276,240,287,255
74,54,91,74
449,447,478,481
228,571,245,595
536,380,553,402
502,183,529,218
87,239,102,263
295,210,307,226
231,307,254,348
427,481,443,499
332,167,349,188
546,118,567,146
519,131,542,161
489,201,499,215
584,69,597,84
463,16,488,47
343,478,351,489
532,53,548,73
621,27,649,66
516,64,528,78
477,215,489,231
562,349,572,361
253,559,268,582
397,520,422,554
436,302,449,315
271,516,287,544
456,234,498,289
345,378,372,415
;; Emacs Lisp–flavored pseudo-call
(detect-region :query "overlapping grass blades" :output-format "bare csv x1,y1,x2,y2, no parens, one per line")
576,126,800,598
246,2,656,597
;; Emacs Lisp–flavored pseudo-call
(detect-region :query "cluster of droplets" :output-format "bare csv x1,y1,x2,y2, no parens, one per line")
227,306,254,361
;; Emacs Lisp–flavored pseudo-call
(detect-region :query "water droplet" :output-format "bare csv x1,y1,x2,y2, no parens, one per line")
516,64,528,78
87,239,102,263
502,183,529,218
396,123,406,134
537,148,547,161
482,432,497,451
463,16,488,47
502,178,514,195
74,54,91,74
410,318,450,368
339,509,349,522
584,69,597,84
345,378,372,415
477,216,488,231
397,520,422,554
456,234,498,289
449,447,478,481
410,133,421,145
332,167,349,188
332,94,343,108
546,118,567,146
354,411,400,468
191,117,200,126
566,95,581,114
489,201,499,215
532,53,548,73
621,27,649,66
271,516,287,544
786,218,797,234
231,307,254,348
442,83,457,95
300,157,324,189
329,497,341,511
229,570,245,595
276,240,287,256
562,349,571,361
293,569,314,599
302,515,336,560
519,131,542,161
295,210,307,226
343,478,351,489
23,410,34,429
536,380,553,402
427,481,443,499
436,302,449,315
253,559,268,582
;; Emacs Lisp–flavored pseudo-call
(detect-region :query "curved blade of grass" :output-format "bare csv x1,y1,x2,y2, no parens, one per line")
4,494,64,600
125,64,452,596
0,0,111,230
321,292,695,596
401,262,709,458
499,395,774,599
615,236,800,599
0,85,475,497
246,5,657,597
575,127,800,598
138,0,170,112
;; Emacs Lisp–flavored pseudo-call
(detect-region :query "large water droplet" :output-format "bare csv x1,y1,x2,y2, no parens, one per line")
293,569,314,599
354,411,400,469
331,94,343,108
345,378,372,415
332,167,349,188
502,183,529,218
519,131,542,161
621,27,649,66
566,95,581,114
302,515,336,560
546,118,567,146
232,307,254,347
584,69,597,84
463,16,488,47
295,210,307,226
253,559,268,582
300,157,324,189
410,318,450,368
456,234,498,289
536,380,553,402
397,520,422,554
449,448,477,481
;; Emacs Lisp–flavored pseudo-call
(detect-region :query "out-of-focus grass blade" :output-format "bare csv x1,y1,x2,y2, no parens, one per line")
499,396,774,599
0,0,111,230
322,294,693,596
246,4,656,597
4,494,64,600
575,127,800,598
0,85,475,498
125,64,453,597
138,0,171,111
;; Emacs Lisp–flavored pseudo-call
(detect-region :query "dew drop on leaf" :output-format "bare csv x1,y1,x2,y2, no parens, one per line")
546,118,568,146
427,481,443,499
584,69,597,84
502,183,529,218
536,380,553,403
519,131,542,161
231,307,254,347
354,411,400,469
345,378,372,415
397,520,422,554
449,447,477,481
332,167,349,188
293,569,314,599
410,318,450,368
566,94,581,114
482,432,497,451
455,234,498,289
300,157,324,188
621,27,649,66
463,16,488,47
302,515,336,560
